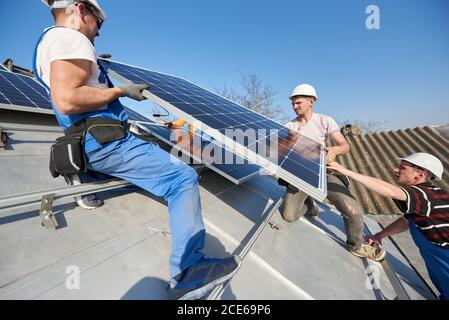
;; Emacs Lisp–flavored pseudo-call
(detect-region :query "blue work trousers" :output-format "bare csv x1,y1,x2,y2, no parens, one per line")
409,221,449,300
84,132,206,278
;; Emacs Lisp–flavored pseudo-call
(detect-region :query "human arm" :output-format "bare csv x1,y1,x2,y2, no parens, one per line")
50,59,124,115
327,161,407,201
326,131,350,162
367,217,409,246
50,59,149,115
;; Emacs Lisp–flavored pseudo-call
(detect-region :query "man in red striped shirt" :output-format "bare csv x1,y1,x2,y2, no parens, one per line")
328,153,448,300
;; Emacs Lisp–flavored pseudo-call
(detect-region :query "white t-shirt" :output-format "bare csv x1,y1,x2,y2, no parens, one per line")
36,27,107,91
285,113,340,144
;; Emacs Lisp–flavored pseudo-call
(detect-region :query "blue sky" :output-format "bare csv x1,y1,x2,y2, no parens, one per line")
1,0,448,130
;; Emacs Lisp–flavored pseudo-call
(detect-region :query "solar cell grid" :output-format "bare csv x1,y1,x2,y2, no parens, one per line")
0,70,52,110
124,106,148,122
100,61,279,129
100,59,327,200
124,106,260,183
0,66,259,184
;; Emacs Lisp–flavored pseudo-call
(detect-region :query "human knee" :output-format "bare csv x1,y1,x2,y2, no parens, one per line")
281,211,300,223
179,165,199,185
332,197,363,218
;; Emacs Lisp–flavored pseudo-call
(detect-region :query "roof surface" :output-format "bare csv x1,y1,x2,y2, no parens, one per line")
0,111,436,300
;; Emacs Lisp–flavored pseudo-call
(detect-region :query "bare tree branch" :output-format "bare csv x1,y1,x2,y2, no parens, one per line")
216,73,289,123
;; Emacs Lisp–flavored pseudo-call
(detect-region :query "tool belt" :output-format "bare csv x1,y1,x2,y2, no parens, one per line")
49,118,126,178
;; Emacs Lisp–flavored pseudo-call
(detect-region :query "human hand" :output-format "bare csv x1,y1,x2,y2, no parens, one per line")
366,233,383,247
119,83,150,101
325,146,339,162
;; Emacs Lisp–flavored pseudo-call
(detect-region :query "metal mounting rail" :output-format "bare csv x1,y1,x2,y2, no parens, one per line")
301,206,411,300
206,197,284,300
379,259,411,300
0,122,63,134
0,179,131,218
363,224,411,300
318,206,412,300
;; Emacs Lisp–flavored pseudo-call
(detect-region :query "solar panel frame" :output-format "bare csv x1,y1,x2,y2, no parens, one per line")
101,59,327,201
0,70,54,115
0,66,262,184
125,107,261,184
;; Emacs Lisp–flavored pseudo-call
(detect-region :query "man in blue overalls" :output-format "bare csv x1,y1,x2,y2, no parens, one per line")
36,0,241,300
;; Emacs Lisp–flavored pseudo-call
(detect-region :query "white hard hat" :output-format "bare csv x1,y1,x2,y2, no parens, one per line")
41,0,107,21
289,84,318,100
398,152,444,180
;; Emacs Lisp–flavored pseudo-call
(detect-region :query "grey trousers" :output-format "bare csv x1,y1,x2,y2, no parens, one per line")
281,174,365,250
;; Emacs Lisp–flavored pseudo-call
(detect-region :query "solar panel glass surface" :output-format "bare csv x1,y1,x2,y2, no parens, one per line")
0,70,52,110
100,60,326,199
125,107,260,184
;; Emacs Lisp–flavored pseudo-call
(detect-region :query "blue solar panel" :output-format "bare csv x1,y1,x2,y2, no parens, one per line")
101,60,327,200
0,70,52,111
125,107,260,184
0,67,259,183
124,106,149,122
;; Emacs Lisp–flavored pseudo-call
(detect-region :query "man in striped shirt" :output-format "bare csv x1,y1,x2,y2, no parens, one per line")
328,153,448,300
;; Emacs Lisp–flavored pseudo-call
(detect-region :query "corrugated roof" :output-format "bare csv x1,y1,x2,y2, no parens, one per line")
337,125,449,215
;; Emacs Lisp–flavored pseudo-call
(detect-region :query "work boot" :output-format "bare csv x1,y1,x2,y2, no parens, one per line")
64,174,104,210
305,196,320,218
350,243,386,262
168,255,242,300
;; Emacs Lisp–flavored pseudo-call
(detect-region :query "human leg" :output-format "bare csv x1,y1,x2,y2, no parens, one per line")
85,133,240,299
280,184,309,222
326,174,365,250
326,174,385,261
85,133,205,278
409,221,449,300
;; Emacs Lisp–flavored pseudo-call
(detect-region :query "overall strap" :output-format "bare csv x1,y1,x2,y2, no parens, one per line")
32,26,65,95
97,60,115,89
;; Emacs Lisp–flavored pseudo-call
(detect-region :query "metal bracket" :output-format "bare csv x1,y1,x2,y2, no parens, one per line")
269,221,280,230
0,127,8,148
40,194,58,229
